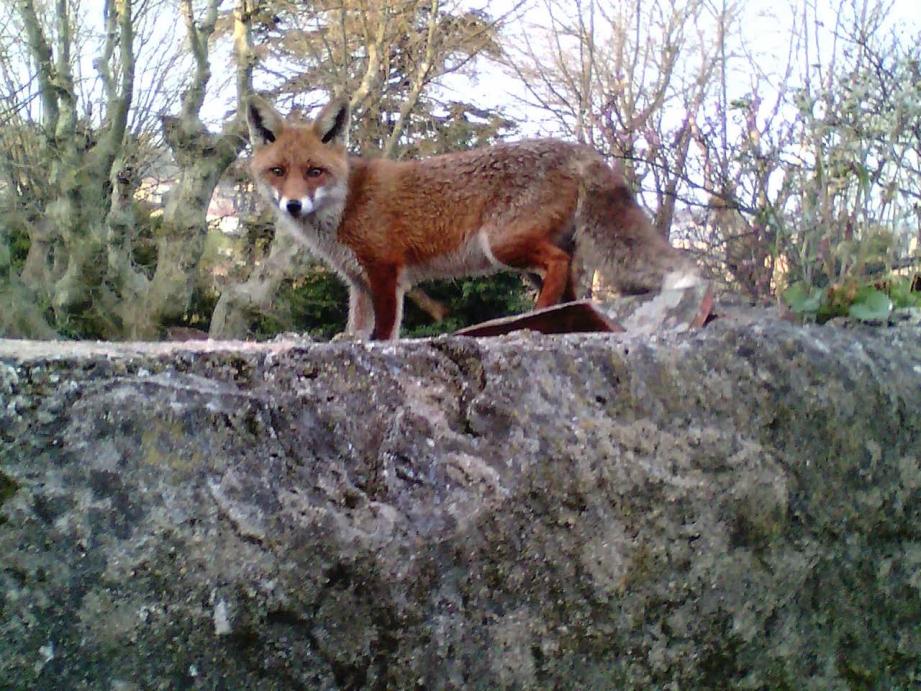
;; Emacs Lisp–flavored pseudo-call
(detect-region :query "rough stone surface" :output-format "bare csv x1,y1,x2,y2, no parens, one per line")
1,317,920,689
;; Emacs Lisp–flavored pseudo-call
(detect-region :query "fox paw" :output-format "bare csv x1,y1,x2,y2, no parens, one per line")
330,330,364,343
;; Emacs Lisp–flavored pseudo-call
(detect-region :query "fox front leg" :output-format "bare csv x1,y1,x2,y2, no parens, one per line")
347,282,375,339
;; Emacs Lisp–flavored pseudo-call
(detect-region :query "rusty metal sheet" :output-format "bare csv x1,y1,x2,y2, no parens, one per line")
454,283,714,338
454,300,624,338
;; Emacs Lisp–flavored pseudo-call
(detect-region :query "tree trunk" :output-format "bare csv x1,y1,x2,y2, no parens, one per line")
0,225,57,338
139,121,246,338
209,232,312,338
112,0,251,339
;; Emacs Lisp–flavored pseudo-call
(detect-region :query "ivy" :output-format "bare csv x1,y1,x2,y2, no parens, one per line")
783,275,918,323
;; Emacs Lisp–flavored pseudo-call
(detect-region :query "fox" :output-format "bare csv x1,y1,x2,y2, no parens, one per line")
246,94,701,340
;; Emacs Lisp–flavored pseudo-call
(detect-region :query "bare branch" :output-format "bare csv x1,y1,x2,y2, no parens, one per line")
17,0,59,131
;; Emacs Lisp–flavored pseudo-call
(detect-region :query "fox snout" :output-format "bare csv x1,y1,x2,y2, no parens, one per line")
278,195,313,218
285,199,303,217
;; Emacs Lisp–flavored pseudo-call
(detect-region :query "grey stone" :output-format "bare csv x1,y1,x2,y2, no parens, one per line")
599,282,713,334
1,316,920,689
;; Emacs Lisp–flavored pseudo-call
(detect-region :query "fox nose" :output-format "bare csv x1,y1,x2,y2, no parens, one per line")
285,199,302,217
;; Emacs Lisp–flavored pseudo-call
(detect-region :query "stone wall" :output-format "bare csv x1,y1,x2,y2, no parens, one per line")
1,318,919,688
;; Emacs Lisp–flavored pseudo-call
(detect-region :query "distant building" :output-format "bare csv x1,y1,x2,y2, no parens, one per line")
137,152,248,235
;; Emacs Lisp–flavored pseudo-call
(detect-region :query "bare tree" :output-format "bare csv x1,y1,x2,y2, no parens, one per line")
14,0,139,321
506,0,719,208
106,0,255,337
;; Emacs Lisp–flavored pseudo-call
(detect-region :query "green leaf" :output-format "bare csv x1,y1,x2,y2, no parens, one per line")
783,282,825,314
889,278,921,309
848,289,892,321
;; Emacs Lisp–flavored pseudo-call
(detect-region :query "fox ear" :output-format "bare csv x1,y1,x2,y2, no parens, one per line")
246,96,285,147
313,97,350,147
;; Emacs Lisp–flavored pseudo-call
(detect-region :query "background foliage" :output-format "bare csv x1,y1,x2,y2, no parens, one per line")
0,0,918,340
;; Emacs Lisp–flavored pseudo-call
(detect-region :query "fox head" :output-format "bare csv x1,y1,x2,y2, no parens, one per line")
246,95,350,222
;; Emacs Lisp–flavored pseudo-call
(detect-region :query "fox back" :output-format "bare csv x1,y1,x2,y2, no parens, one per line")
247,95,700,339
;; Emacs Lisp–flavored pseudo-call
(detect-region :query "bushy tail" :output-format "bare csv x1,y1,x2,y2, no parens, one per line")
572,159,699,297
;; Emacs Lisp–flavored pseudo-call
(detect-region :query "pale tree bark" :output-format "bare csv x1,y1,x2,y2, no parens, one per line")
4,89,56,295
6,0,256,339
209,232,315,338
347,2,388,113
18,0,59,134
52,0,135,316
381,0,440,158
0,219,58,338
139,0,254,336
18,0,73,301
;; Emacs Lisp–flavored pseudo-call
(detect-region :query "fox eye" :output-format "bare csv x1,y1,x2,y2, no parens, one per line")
306,167,324,178
268,166,285,177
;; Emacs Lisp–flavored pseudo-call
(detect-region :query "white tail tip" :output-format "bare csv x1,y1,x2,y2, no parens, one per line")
663,270,705,291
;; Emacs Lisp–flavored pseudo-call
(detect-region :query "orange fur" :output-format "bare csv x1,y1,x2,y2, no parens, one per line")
247,95,700,340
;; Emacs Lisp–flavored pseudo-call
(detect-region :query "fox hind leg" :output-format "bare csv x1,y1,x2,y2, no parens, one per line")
522,254,580,303
562,249,586,302
492,238,573,309
365,264,404,340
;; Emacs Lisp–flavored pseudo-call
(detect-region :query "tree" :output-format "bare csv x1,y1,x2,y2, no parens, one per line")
6,0,144,335
0,0,254,339
122,0,255,336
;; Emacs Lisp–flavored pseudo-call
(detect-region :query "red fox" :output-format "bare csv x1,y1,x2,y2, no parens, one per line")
247,95,701,340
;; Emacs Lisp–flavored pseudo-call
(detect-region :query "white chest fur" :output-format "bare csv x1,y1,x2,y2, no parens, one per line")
275,205,365,285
